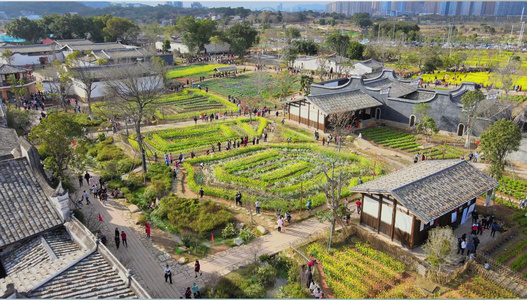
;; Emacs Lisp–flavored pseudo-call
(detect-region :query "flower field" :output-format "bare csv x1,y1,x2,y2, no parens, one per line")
307,242,415,298
360,127,461,159
419,71,527,89
134,117,267,155
458,275,518,299
154,89,238,121
184,144,381,210
166,64,230,79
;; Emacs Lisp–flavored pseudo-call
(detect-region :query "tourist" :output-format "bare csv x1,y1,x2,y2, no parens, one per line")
194,260,202,278
115,228,120,249
199,187,204,198
165,156,169,166
192,283,200,298
471,210,478,223
164,264,172,284
473,235,480,251
185,287,192,299
322,137,325,146
255,200,261,214
235,191,242,206
306,200,312,210
457,237,463,254
356,200,362,214
121,231,127,247
460,239,467,255
474,151,479,162
277,216,282,232
471,223,478,235
169,153,173,164
477,221,483,235
319,292,326,299
84,190,90,205
217,141,221,152
145,222,151,238
78,174,83,187
281,215,286,232
309,278,316,291
84,171,91,185
414,153,419,164
467,240,475,257
154,152,158,162
491,222,498,237
313,288,322,299
307,259,317,272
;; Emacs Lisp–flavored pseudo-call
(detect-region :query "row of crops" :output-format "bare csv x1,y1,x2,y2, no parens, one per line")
360,127,463,159
497,177,527,202
184,145,381,211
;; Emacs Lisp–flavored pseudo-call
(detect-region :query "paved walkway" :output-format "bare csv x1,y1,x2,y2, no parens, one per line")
73,176,330,298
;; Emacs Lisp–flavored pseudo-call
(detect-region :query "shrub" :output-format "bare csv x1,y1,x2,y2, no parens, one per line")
346,136,355,142
156,197,232,235
256,265,277,286
137,214,148,225
182,235,200,248
144,186,158,203
241,283,266,298
239,227,256,243
98,132,106,142
96,145,124,161
221,223,238,239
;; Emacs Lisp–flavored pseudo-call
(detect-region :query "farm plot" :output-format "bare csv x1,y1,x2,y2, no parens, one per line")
184,145,381,210
457,275,519,299
134,117,267,155
360,127,460,159
496,177,527,202
154,89,238,121
306,242,420,299
199,72,301,107
490,215,527,277
166,64,229,79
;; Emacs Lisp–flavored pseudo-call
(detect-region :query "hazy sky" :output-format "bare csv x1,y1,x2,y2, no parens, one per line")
123,1,330,10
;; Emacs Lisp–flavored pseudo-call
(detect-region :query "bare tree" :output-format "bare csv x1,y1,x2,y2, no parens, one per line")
103,62,165,174
327,111,354,152
67,51,97,119
247,237,264,265
40,61,73,111
499,59,520,102
422,227,457,284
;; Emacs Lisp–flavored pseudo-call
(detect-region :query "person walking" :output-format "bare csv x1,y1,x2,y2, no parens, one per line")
192,283,200,298
194,260,202,278
460,239,467,255
457,238,463,254
467,240,475,257
255,200,261,214
84,190,90,205
84,171,91,185
145,222,151,238
199,187,204,198
491,222,498,237
235,191,242,206
164,264,172,284
356,200,362,214
121,231,127,247
78,174,83,187
277,217,282,232
185,287,192,299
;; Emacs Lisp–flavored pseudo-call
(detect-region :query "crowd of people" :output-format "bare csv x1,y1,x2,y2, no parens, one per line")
457,210,499,260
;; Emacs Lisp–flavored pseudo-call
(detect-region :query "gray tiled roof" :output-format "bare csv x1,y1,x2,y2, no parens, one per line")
66,43,130,52
28,252,137,299
0,127,18,158
215,66,237,72
0,63,30,75
306,89,382,115
0,158,63,248
350,160,498,223
365,77,417,98
53,39,93,47
95,48,151,60
357,59,384,70
0,44,56,54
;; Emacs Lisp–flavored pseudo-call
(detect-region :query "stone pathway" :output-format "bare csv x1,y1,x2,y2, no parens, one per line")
73,174,331,298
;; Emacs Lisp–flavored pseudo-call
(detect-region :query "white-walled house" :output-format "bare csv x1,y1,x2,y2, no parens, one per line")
155,40,230,54
0,44,65,66
68,64,164,101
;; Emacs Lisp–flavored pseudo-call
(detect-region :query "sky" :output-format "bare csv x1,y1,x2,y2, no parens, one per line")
114,1,331,10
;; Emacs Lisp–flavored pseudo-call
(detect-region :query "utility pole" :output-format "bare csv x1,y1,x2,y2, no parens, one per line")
522,7,525,22
519,22,525,46
511,24,514,40
378,23,381,42
392,22,396,41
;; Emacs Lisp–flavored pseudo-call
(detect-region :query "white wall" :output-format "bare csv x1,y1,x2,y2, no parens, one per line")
0,52,64,66
298,103,324,122
293,57,338,72
155,41,230,54
71,74,163,101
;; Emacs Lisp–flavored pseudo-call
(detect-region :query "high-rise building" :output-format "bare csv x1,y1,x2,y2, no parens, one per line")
190,2,202,8
277,3,283,11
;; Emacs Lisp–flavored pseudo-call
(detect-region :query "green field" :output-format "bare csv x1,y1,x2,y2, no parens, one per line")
199,72,302,107
167,64,230,79
184,144,381,211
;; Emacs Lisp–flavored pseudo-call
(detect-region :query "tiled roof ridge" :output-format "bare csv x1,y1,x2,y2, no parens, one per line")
307,88,362,98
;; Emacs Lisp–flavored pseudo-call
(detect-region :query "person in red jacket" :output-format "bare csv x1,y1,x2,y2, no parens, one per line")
356,200,362,214
145,222,151,238
121,231,127,247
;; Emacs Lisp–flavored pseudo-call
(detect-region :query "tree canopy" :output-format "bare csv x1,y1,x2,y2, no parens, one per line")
224,22,258,58
326,33,349,57
176,16,218,54
29,113,86,180
347,40,365,60
480,119,522,180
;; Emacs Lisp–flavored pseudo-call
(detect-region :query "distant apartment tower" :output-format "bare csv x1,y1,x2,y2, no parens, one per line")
191,2,202,8
325,1,373,15
165,1,183,7
277,3,283,11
